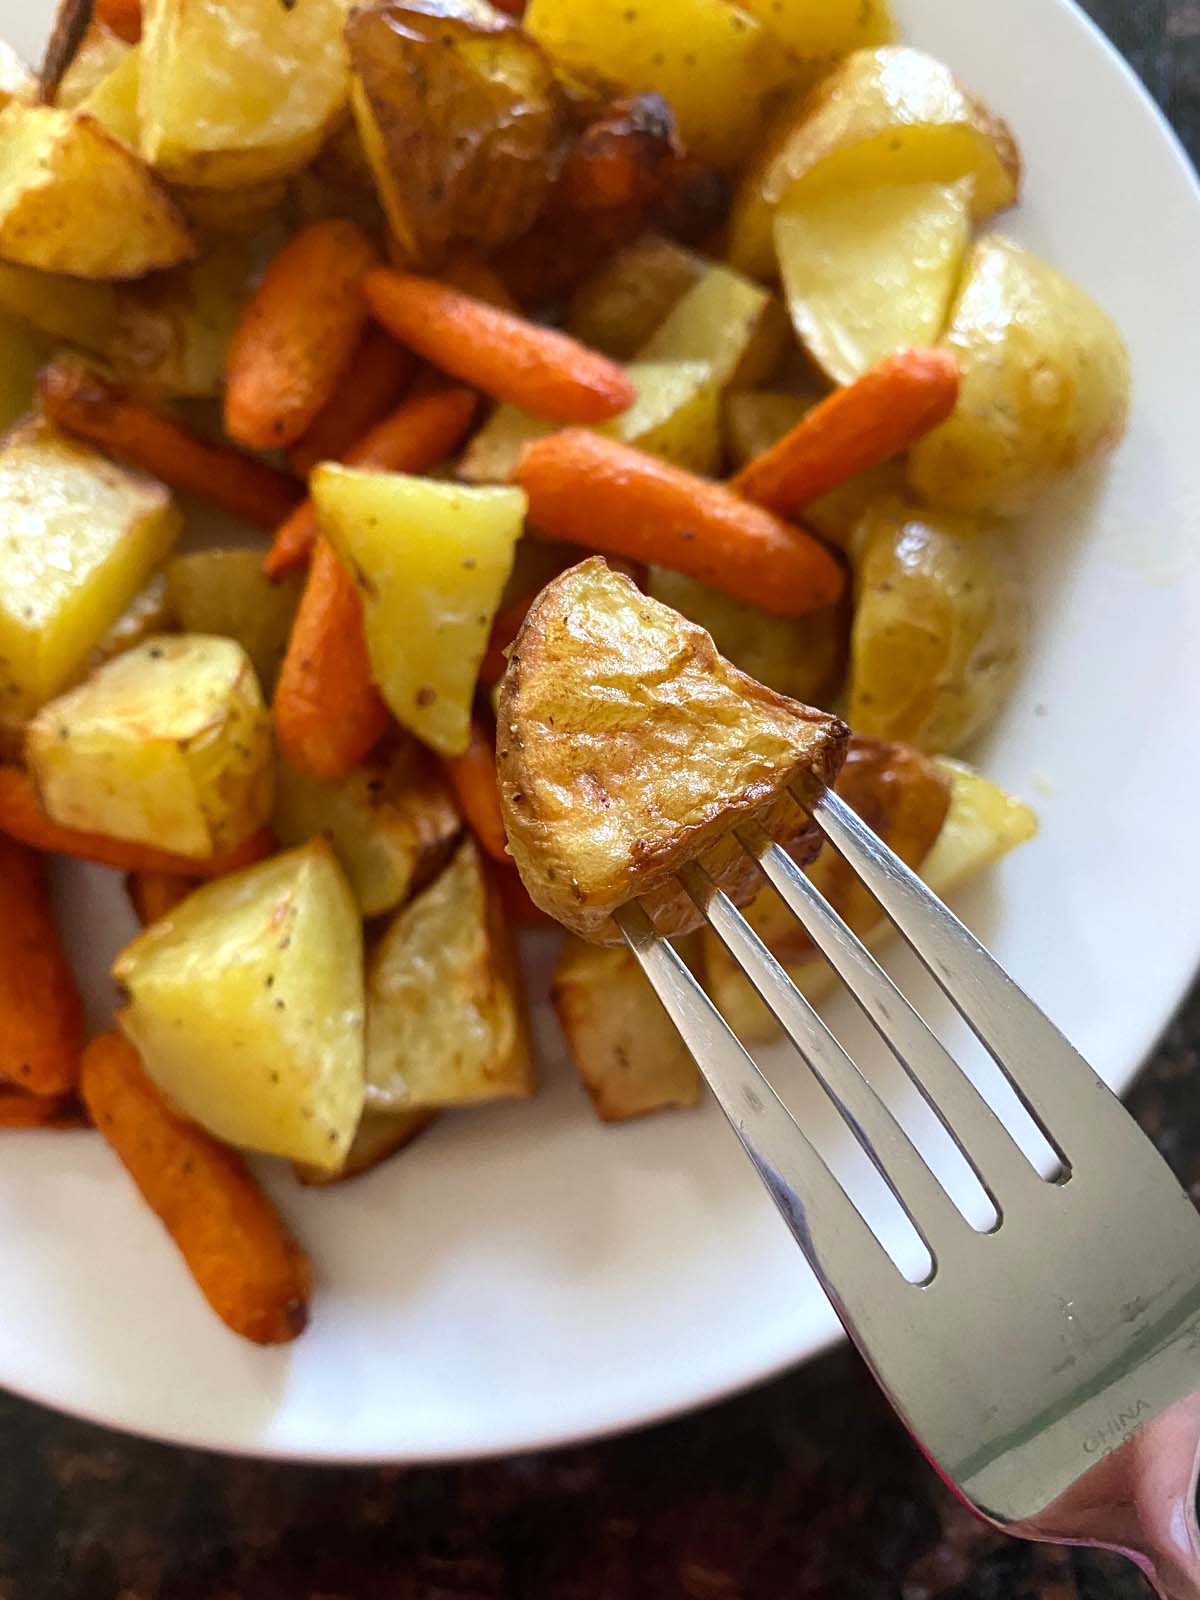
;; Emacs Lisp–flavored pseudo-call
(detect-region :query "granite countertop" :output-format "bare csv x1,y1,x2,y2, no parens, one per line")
2,5,1198,1597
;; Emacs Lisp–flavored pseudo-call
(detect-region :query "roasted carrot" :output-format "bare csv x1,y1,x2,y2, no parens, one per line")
365,269,636,424
39,359,301,533
515,431,845,618
95,0,142,42
126,871,193,926
0,768,273,878
225,220,382,452
0,1089,86,1130
440,719,508,864
81,1034,312,1345
731,348,961,516
264,386,478,578
556,94,679,215
287,327,417,477
273,539,390,779
0,836,83,1097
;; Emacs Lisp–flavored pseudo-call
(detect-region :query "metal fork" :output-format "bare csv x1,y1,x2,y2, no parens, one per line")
617,787,1200,1598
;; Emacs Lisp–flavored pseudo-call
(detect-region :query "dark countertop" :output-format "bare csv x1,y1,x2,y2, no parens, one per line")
2,6,1198,1597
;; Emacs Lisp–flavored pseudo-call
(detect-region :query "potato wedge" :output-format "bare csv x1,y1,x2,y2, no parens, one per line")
908,235,1132,516
553,935,702,1120
730,47,1021,278
0,104,193,279
775,178,972,384
139,0,348,188
0,261,117,353
79,40,140,147
165,549,302,695
637,261,789,389
114,839,366,1171
498,558,849,943
295,1107,437,1186
312,466,525,757
735,0,894,66
55,23,129,110
646,567,844,707
274,738,461,917
849,498,1027,754
566,233,706,359
27,635,274,858
525,0,788,169
723,390,809,469
347,0,566,269
365,837,532,1112
0,419,180,719
0,40,34,109
86,572,175,671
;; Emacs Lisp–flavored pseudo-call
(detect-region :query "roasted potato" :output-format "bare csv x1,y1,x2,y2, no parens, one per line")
139,0,348,188
553,935,702,1120
312,466,526,757
0,104,193,279
0,419,180,719
908,235,1132,516
165,549,302,695
347,0,567,269
730,47,1021,278
273,738,461,917
0,309,48,431
54,23,129,110
723,390,809,468
295,1107,437,1186
566,232,705,358
775,178,972,385
637,260,789,389
365,837,533,1112
173,177,292,238
524,0,789,169
0,261,117,353
27,635,274,858
736,0,894,66
647,567,844,707
86,573,175,671
0,39,34,109
114,839,367,1171
498,558,849,943
78,40,140,147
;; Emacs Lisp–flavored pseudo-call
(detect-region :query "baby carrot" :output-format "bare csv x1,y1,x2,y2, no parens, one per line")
479,591,539,687
287,328,417,477
440,718,508,864
81,1034,312,1345
225,220,382,452
126,871,193,926
364,268,636,423
0,768,273,878
0,836,83,1097
0,1090,85,1130
515,431,845,618
96,0,142,42
263,386,477,578
273,539,390,779
39,359,301,532
731,348,961,516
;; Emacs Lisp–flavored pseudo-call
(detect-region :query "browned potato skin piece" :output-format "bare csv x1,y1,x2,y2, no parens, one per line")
497,558,849,945
294,1108,436,1186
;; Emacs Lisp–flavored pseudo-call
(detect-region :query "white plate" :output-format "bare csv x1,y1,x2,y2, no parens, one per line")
2,0,1199,1463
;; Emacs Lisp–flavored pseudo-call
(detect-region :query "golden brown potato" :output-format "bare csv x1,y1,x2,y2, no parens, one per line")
347,0,566,269
54,23,129,111
365,837,533,1112
0,308,48,432
908,235,1132,516
498,558,849,944
553,935,702,1120
165,548,302,696
294,1107,437,1186
849,498,1027,755
566,233,706,358
0,40,34,109
637,260,789,389
86,573,175,672
0,261,117,353
77,40,140,147
736,0,895,66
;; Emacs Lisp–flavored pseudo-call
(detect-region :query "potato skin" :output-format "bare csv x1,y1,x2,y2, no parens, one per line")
498,558,849,944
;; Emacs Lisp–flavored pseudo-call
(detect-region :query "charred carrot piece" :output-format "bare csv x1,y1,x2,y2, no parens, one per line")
81,1034,312,1345
365,269,635,424
0,1089,86,1130
0,768,273,878
287,327,417,477
440,718,508,865
515,431,844,618
126,871,193,926
273,539,390,779
731,348,961,516
95,0,141,43
264,386,478,578
225,220,382,452
39,359,301,533
0,836,83,1097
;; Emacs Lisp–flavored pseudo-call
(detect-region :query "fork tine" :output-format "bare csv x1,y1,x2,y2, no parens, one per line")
810,788,1116,1167
741,826,1049,1213
679,863,972,1260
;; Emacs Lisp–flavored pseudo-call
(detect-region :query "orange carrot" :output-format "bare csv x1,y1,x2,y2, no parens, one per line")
287,327,417,477
0,768,273,878
81,1034,312,1345
365,269,635,423
0,1090,86,1130
264,386,478,578
440,719,508,864
225,220,382,452
731,348,961,516
515,431,845,618
273,539,390,779
0,836,83,1097
39,359,301,533
95,0,141,43
126,871,192,926
556,95,679,215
